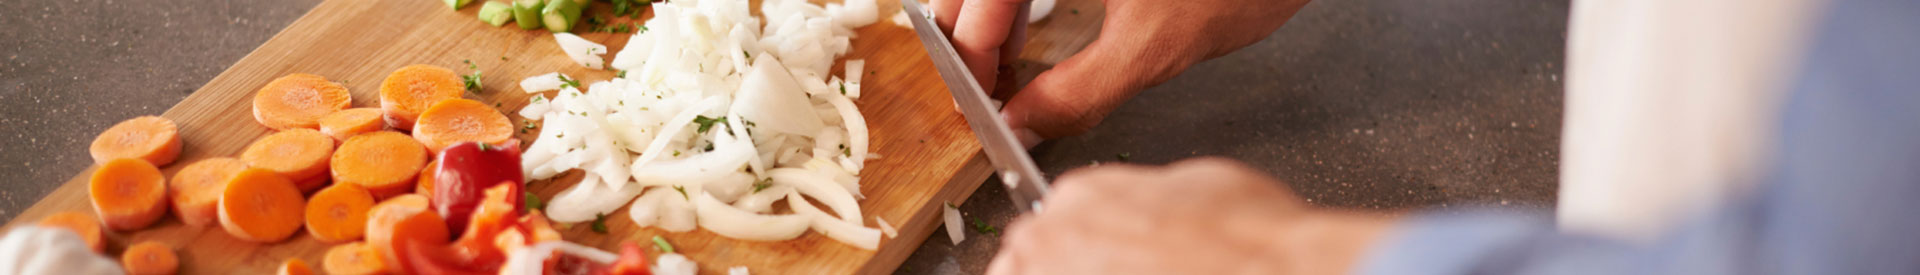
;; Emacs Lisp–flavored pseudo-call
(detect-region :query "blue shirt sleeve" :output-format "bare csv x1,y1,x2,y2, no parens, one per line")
1358,0,1920,274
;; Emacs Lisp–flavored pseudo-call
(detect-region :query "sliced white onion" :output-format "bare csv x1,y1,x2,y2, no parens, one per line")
732,56,826,136
653,253,699,275
553,33,608,69
1029,0,1056,23
770,168,861,224
694,193,810,241
519,95,551,120
732,185,793,213
875,216,899,238
728,266,750,275
821,93,869,174
627,187,672,227
786,192,880,250
944,203,965,245
545,174,646,223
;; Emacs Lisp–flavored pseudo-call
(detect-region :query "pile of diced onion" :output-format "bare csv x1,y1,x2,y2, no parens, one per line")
517,0,898,251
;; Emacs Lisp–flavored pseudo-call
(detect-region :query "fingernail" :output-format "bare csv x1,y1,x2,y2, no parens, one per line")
1014,127,1042,149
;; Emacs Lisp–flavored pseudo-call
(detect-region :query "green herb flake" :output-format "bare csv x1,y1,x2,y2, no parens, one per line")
843,145,852,157
616,70,628,78
672,185,689,200
461,60,484,94
590,213,609,233
557,75,581,89
751,178,773,193
525,121,537,129
692,115,728,133
524,191,545,211
1117,153,1132,161
478,142,493,151
743,51,751,58
652,236,676,253
839,83,847,95
1071,9,1080,14
673,150,681,156
971,217,998,236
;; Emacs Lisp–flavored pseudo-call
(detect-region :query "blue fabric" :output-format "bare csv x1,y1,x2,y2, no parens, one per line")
1358,0,1920,274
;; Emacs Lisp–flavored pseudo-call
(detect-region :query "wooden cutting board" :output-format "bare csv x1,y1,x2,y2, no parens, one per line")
0,0,1107,272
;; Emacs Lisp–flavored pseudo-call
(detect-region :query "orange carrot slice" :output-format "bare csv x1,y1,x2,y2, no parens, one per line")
217,168,307,243
411,99,512,152
278,258,313,275
89,158,169,231
169,157,247,227
89,116,183,166
307,183,376,243
364,194,445,269
331,131,429,198
379,65,465,131
254,73,352,130
415,160,438,200
320,108,388,142
323,242,392,275
121,241,179,275
240,128,336,193
38,211,105,253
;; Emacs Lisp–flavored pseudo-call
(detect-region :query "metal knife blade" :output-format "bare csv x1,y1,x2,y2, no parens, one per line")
902,0,1050,212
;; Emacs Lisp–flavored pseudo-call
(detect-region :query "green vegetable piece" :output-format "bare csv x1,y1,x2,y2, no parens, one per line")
445,0,474,10
512,0,546,30
524,191,545,211
542,0,587,33
591,213,609,233
478,2,515,26
652,236,676,253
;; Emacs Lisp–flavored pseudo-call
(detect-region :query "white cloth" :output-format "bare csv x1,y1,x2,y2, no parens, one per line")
0,226,124,275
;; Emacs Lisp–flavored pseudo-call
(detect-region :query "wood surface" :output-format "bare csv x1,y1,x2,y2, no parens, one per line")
2,0,1105,273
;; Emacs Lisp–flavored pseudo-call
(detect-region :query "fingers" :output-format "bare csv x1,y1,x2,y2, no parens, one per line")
951,0,1030,94
999,32,1153,139
931,0,963,32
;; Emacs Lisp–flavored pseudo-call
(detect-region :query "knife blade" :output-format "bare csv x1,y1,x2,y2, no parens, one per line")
902,0,1050,212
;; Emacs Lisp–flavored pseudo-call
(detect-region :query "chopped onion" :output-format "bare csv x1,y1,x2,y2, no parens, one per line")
875,216,899,239
732,56,826,136
770,168,861,224
553,33,608,69
693,193,809,241
653,253,699,275
545,174,645,223
728,266,750,275
519,72,568,93
944,203,965,245
821,93,869,173
786,192,880,250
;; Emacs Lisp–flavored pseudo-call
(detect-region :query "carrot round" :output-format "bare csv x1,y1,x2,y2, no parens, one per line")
364,194,446,268
411,99,513,152
320,108,388,142
169,157,247,227
240,128,336,193
254,73,352,130
415,160,438,199
89,116,183,166
278,258,313,275
379,64,465,131
89,158,170,231
217,168,307,243
323,242,392,275
121,241,179,275
307,183,376,242
331,131,429,198
38,211,105,253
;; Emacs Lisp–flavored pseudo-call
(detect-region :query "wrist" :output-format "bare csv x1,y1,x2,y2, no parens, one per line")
1263,210,1401,274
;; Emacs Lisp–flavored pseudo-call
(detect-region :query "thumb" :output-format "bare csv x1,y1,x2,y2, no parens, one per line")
1001,27,1179,141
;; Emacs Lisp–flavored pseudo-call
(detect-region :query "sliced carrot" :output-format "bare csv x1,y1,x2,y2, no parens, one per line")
240,128,336,193
89,116,183,166
307,183,376,242
169,157,247,227
320,108,388,142
411,99,513,152
121,241,179,275
254,73,352,130
364,194,446,271
324,242,392,275
278,258,313,275
89,158,169,231
38,211,105,253
331,131,429,198
415,160,438,200
217,168,307,243
379,64,466,131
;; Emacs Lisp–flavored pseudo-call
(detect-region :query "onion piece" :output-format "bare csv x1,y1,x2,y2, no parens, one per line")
729,266,750,275
769,168,861,224
653,253,698,275
820,93,869,173
627,187,672,227
786,192,880,250
519,95,551,120
944,203,965,245
545,174,646,223
693,193,810,241
731,56,826,136
553,33,609,69
519,72,568,93
504,241,620,275
875,216,899,238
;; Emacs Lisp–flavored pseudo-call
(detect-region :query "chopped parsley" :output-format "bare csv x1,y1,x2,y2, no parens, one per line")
524,191,545,211
743,51,751,58
615,70,628,78
652,236,676,253
672,185,689,200
692,115,728,133
673,150,681,156
557,74,581,89
1116,153,1131,162
531,96,546,103
590,213,609,233
751,178,773,193
461,60,484,94
842,144,852,157
839,83,847,95
971,217,998,236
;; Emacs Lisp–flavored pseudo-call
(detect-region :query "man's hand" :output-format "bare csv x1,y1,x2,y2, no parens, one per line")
986,158,1396,274
932,0,1312,144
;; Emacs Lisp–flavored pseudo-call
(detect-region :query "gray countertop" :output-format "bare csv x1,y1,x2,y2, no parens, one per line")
0,0,1567,273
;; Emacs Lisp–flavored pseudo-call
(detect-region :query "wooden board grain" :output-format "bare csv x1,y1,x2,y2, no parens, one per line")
0,0,1035,273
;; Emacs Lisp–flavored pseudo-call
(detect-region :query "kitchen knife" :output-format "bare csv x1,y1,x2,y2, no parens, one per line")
902,0,1050,212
